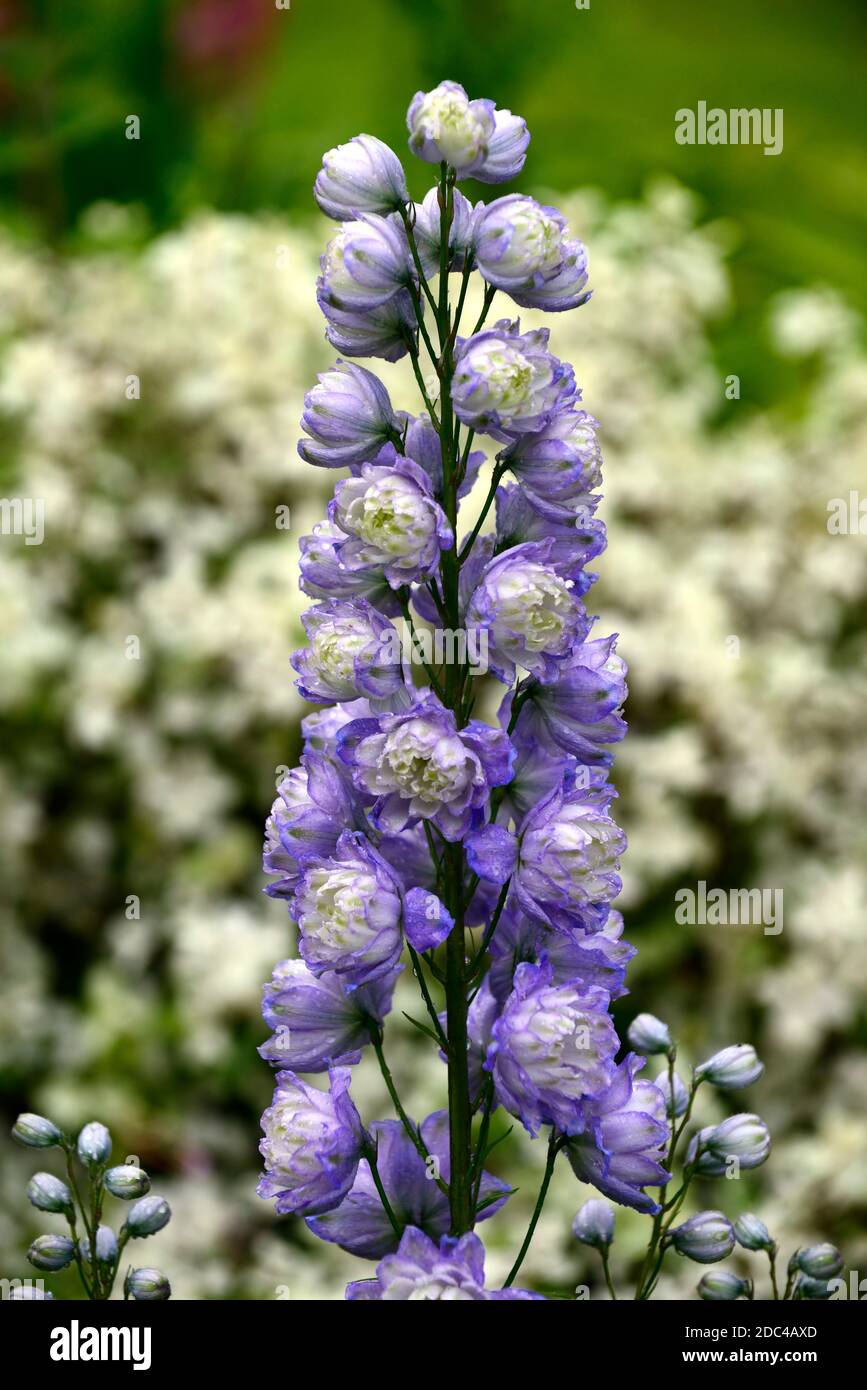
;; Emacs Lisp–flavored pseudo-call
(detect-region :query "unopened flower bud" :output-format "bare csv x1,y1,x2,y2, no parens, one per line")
698,1270,751,1300
12,1113,63,1149
125,1195,171,1237
734,1213,774,1252
669,1211,736,1263
695,1114,771,1175
28,1234,75,1271
76,1121,112,1168
656,1068,689,1118
796,1275,835,1301
571,1199,615,1249
80,1224,118,1266
627,1013,673,1056
104,1165,151,1200
8,1285,55,1299
795,1243,843,1280
695,1044,764,1090
26,1172,73,1215
125,1267,171,1301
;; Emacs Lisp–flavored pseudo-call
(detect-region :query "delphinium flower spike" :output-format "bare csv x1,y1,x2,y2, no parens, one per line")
258,80,841,1303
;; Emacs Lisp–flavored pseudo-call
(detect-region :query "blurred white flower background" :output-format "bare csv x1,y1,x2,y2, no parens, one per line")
1,180,865,1298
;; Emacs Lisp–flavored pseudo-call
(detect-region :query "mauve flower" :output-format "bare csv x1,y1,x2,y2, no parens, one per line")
319,286,418,363
346,1226,542,1299
494,483,607,589
451,320,576,441
337,690,515,840
474,107,530,184
486,959,619,1135
474,196,589,314
259,957,399,1071
308,1111,509,1259
407,81,495,173
507,635,628,763
488,904,635,1004
314,134,409,221
514,774,626,933
293,831,405,988
301,698,374,756
466,540,589,684
493,739,573,827
329,451,453,588
502,408,603,512
412,187,478,276
291,599,406,708
319,215,414,312
563,1054,671,1214
299,519,403,616
263,751,360,901
298,360,398,469
258,1067,365,1217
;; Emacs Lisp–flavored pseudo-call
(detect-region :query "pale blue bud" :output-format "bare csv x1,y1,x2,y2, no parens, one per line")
627,1013,673,1056
28,1234,75,1271
572,1198,615,1249
698,1270,751,1300
734,1213,774,1251
655,1068,689,1118
12,1113,63,1148
695,1114,771,1175
80,1224,118,1266
26,1172,73,1215
795,1243,843,1279
125,1267,171,1301
104,1165,151,1200
125,1195,171,1237
695,1044,764,1090
669,1211,736,1263
76,1121,112,1168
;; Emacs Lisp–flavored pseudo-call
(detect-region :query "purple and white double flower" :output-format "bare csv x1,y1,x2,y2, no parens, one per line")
485,960,620,1136
298,361,398,469
451,320,576,441
514,773,627,933
347,1226,542,1300
258,958,399,1071
291,599,407,710
474,195,590,312
328,450,453,588
337,690,515,840
293,830,453,988
258,1067,366,1218
466,540,590,684
406,81,529,185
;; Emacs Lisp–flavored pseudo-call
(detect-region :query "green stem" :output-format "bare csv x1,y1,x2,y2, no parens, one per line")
364,1142,402,1237
503,1132,562,1287
601,1248,618,1300
769,1246,781,1300
468,877,511,979
406,943,449,1050
458,460,508,566
372,1031,450,1197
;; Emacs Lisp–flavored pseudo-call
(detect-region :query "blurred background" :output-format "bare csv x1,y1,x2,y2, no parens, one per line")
1,0,865,1299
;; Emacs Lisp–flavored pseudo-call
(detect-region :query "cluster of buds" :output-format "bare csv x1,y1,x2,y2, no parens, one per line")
571,1021,845,1299
11,1112,172,1301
